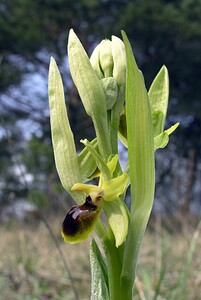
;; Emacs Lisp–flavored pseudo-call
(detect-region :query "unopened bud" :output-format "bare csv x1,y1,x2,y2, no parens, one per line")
90,36,126,109
101,77,118,110
99,40,113,77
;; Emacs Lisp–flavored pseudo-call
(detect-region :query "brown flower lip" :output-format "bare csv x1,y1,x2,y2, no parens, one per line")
62,196,98,237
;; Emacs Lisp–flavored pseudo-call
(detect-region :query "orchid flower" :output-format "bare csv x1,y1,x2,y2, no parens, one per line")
61,153,128,245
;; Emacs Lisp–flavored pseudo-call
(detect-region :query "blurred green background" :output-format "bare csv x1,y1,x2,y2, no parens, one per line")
0,1,201,299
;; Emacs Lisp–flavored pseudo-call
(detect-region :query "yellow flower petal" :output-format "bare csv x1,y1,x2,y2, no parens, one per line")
71,183,103,195
103,199,129,247
102,173,128,201
107,154,118,175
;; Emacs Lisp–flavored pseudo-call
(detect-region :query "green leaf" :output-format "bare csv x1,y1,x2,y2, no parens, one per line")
110,36,126,154
48,57,84,204
68,29,111,160
90,239,109,300
121,31,155,293
148,65,169,134
68,30,107,117
122,31,155,213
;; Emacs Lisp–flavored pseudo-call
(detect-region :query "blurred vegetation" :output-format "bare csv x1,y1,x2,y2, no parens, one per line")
0,0,201,215
0,216,200,299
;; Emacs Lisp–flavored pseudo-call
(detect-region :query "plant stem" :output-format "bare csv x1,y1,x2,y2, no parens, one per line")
93,115,111,161
110,93,124,155
120,214,150,298
103,229,123,300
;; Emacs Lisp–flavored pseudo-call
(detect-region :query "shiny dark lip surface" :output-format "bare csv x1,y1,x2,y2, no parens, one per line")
62,196,98,236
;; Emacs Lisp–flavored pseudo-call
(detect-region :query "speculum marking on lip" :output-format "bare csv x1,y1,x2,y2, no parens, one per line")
62,196,99,237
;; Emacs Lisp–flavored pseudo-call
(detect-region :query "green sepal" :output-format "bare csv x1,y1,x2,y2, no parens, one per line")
103,198,129,247
98,154,119,187
148,65,169,135
166,122,179,135
99,40,113,77
119,116,179,151
107,154,118,175
48,57,84,204
112,35,126,96
154,132,169,150
90,239,109,300
78,138,98,182
90,43,104,79
101,77,118,110
81,139,111,181
154,122,179,151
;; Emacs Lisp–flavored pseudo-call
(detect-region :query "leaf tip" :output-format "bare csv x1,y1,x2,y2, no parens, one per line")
68,28,77,44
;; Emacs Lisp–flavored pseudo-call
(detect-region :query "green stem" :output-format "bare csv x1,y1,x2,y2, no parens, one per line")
103,231,122,300
102,231,134,300
110,92,125,154
93,114,111,161
120,214,150,297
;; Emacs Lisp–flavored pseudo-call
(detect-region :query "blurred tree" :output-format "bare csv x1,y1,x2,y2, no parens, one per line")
0,110,28,204
0,0,124,207
21,134,66,211
1,0,201,118
116,0,201,116
0,0,119,140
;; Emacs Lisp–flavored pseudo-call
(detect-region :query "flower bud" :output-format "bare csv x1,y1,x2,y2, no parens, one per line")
101,77,118,110
90,43,104,79
90,36,126,107
112,35,126,96
99,40,113,77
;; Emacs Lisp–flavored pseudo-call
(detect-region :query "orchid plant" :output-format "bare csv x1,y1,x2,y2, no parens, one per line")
48,29,179,300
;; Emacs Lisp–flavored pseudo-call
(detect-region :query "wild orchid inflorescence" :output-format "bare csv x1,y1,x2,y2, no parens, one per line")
48,29,179,300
